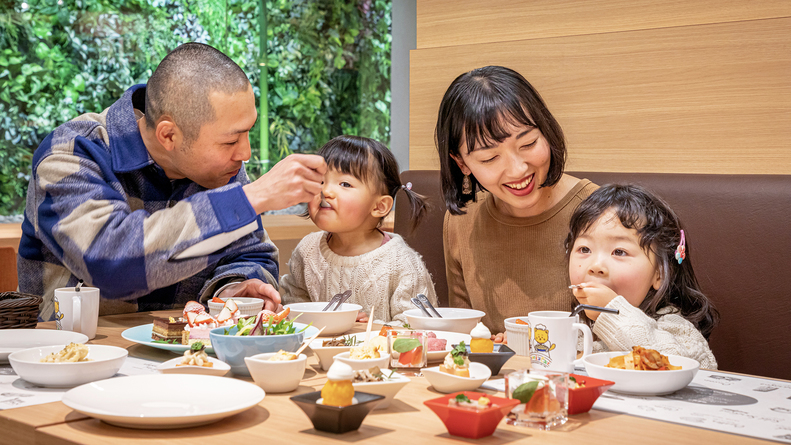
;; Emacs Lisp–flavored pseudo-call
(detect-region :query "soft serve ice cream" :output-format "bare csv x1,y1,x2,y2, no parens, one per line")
321,361,355,406
470,322,493,353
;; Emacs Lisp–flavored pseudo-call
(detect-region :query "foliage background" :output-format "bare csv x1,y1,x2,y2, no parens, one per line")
0,0,391,216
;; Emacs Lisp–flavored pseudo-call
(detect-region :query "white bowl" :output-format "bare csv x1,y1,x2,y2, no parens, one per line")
583,351,700,395
504,316,531,356
285,302,361,336
333,351,390,371
208,297,264,317
157,356,230,377
245,352,307,393
403,308,486,334
309,338,356,371
9,345,128,387
0,329,89,364
421,362,492,393
352,371,411,409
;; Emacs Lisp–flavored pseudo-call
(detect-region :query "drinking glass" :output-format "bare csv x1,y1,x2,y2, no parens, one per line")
387,329,427,369
504,369,568,430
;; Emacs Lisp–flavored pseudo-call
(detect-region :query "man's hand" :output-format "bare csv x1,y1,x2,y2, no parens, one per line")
243,154,327,214
570,282,618,321
217,279,282,312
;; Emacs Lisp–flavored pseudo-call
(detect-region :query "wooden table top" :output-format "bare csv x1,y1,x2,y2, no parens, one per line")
0,310,773,445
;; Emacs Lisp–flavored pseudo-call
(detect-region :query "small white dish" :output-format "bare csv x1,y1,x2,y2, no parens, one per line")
424,331,472,362
157,356,230,377
245,352,308,393
421,362,492,393
583,351,700,395
403,308,486,334
352,371,410,409
333,351,390,371
62,374,265,429
9,345,127,388
0,330,89,364
285,302,362,336
208,297,264,317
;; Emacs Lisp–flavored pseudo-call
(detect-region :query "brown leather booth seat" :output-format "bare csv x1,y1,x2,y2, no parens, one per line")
394,170,791,380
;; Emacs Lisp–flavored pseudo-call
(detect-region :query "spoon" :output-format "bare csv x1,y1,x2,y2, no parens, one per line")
570,304,620,317
294,326,326,356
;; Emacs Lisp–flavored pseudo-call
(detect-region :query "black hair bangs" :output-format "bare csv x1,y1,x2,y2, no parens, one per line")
318,135,379,187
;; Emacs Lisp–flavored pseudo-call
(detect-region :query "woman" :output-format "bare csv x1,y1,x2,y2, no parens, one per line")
436,65,597,336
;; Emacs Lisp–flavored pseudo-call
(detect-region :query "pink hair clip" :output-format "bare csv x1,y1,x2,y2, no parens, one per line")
402,182,412,191
675,229,686,264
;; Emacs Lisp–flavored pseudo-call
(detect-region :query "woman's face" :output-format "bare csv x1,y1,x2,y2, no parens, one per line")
451,120,553,218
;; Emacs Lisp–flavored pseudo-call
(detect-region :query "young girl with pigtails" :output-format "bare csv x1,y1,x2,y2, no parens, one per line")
566,183,719,369
279,135,437,324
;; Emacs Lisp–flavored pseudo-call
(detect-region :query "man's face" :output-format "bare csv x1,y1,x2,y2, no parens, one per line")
172,85,257,189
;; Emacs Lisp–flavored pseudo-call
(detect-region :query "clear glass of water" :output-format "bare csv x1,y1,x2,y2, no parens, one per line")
505,369,569,430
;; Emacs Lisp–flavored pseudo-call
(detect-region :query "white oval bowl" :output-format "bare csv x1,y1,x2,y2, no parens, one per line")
208,297,264,317
352,371,411,409
0,329,89,363
333,351,390,371
157,356,230,377
285,302,361,336
404,308,486,334
9,345,128,387
421,362,492,393
244,352,307,393
583,351,700,395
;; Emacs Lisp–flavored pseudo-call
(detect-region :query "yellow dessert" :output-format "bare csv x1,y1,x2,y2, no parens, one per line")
321,361,355,406
349,344,380,360
268,350,298,361
439,342,470,377
470,322,493,353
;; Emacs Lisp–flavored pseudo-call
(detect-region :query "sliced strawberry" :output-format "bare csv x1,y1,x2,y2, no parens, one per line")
223,298,239,314
193,313,213,326
217,307,233,323
184,301,206,316
186,311,199,327
211,296,224,303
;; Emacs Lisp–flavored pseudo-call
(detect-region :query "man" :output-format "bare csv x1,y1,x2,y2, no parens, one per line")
18,43,326,321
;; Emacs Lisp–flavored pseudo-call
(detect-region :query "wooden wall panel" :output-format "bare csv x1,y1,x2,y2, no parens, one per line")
417,0,791,49
409,17,791,174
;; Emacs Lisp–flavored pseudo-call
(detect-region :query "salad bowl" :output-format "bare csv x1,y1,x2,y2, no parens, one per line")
209,321,319,376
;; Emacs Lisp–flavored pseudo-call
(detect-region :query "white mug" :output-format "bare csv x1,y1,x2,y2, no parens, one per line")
54,287,100,339
528,310,593,373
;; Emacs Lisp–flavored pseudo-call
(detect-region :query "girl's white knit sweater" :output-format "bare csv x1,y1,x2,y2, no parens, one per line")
279,231,437,324
586,295,718,369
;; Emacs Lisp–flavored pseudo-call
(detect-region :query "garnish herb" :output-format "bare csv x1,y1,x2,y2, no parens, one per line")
512,381,540,404
152,339,179,344
451,341,467,366
454,394,471,403
393,338,421,353
190,342,205,352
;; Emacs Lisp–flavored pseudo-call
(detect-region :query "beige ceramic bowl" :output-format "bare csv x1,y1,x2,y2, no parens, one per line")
244,352,308,393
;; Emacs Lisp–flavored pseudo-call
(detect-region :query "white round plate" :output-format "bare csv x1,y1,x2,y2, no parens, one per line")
121,324,214,354
62,374,264,429
421,362,492,393
156,356,230,377
0,330,89,364
583,351,700,395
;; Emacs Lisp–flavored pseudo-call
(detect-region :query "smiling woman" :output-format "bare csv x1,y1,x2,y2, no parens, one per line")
435,66,599,335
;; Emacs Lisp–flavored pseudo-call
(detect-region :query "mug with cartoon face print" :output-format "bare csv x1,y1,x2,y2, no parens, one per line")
527,311,593,373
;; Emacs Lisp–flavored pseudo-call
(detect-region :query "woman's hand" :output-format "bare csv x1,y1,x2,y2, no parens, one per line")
492,332,507,344
570,282,618,320
356,312,369,322
217,279,282,312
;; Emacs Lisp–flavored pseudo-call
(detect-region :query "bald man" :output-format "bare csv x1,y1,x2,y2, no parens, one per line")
18,43,326,321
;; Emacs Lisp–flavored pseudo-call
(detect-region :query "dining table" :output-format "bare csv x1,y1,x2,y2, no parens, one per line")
0,309,783,445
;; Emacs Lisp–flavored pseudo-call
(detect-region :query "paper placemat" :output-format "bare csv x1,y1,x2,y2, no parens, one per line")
0,357,160,410
482,369,791,443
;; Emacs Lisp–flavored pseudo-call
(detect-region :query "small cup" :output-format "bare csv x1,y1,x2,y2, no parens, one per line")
54,287,100,340
527,311,592,373
387,329,427,369
505,369,569,430
504,317,531,357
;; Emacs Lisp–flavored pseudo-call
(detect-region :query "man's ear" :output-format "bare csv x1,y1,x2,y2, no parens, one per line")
155,117,181,152
371,194,394,218
450,153,471,175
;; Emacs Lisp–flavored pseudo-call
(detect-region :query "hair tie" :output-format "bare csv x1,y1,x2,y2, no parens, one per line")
675,229,686,264
401,182,412,191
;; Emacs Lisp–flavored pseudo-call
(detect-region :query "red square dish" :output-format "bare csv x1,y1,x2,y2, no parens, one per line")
424,391,520,439
568,373,615,415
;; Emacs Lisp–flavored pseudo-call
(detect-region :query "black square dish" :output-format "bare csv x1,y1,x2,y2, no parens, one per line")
465,344,516,375
290,390,384,434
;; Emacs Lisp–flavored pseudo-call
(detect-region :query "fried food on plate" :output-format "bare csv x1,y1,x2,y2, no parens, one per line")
606,346,681,371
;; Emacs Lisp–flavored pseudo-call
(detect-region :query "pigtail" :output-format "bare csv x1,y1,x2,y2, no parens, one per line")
394,183,429,235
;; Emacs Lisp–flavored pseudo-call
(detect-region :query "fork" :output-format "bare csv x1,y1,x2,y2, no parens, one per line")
322,290,352,311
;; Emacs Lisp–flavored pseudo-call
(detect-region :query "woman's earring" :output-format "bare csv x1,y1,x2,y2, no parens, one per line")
462,174,472,195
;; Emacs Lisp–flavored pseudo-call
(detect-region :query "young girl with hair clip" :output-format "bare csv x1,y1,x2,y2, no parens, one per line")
279,135,437,324
566,184,719,369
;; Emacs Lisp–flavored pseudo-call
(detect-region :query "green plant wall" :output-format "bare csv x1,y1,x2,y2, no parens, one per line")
0,0,391,216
